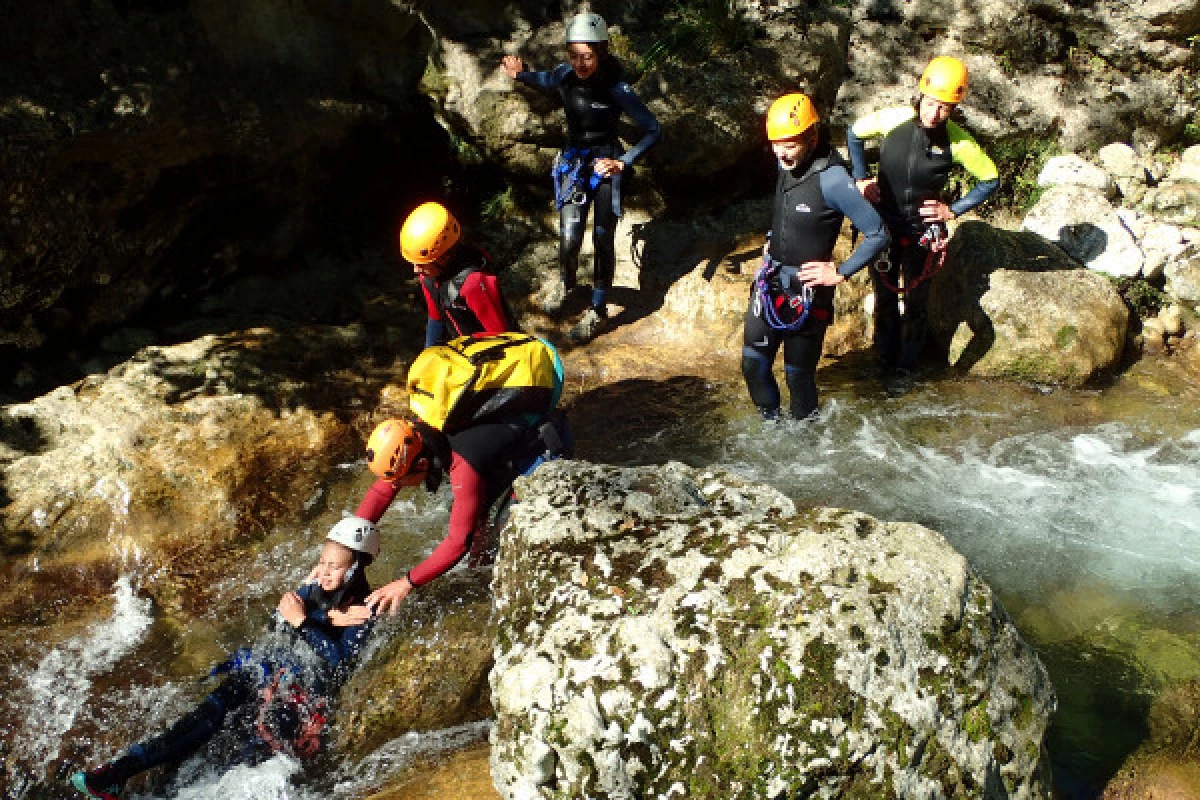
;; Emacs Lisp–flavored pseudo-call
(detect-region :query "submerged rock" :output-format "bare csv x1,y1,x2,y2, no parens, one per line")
335,569,496,763
929,221,1129,385
490,461,1055,800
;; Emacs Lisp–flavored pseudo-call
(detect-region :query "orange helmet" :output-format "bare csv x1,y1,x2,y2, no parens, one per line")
366,419,425,482
400,202,461,265
766,93,819,142
919,56,968,104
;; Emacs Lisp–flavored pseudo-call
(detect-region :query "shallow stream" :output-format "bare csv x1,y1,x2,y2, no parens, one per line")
4,355,1199,799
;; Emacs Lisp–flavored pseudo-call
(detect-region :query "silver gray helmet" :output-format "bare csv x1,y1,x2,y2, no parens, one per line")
565,12,608,43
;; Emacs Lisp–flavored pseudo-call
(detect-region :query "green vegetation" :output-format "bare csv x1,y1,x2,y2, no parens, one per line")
1112,276,1169,318
980,135,1060,216
628,0,755,81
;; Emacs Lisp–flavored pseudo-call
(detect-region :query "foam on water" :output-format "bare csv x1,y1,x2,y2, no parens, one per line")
17,575,153,775
723,397,1200,596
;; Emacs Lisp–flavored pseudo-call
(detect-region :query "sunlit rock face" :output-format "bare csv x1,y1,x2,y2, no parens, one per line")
928,221,1130,386
490,460,1055,800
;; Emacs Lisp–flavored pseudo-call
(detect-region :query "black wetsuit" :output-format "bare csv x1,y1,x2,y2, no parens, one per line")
742,136,887,419
847,108,1000,371
517,58,660,313
421,245,516,347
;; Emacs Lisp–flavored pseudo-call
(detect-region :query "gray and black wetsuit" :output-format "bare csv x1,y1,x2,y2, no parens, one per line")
516,58,661,313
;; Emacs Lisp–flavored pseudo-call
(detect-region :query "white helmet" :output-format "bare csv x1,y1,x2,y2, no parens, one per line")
326,515,380,558
566,12,608,43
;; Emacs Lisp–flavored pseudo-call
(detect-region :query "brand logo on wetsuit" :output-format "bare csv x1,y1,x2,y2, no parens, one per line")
795,203,811,213
590,102,610,110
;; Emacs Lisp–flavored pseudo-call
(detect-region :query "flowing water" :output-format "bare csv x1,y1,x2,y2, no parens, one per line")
3,359,1199,798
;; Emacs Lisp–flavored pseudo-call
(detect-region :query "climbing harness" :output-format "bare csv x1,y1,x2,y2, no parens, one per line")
255,666,328,759
753,255,814,331
873,221,950,298
553,148,603,210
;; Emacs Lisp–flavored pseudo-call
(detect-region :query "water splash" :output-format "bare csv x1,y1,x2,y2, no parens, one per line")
150,754,302,800
17,575,153,776
328,721,492,798
724,397,1200,595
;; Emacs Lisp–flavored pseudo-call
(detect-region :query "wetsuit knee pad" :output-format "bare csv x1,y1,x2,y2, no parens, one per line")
741,348,780,413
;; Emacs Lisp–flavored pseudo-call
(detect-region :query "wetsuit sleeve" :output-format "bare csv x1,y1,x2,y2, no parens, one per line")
460,272,511,333
294,582,328,626
946,121,1000,216
515,63,571,93
425,319,446,348
846,125,870,181
610,82,662,166
355,479,399,524
407,452,486,586
950,177,1001,218
821,166,889,277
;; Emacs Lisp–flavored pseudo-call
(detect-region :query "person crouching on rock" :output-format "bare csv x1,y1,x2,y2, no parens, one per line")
500,12,661,344
401,201,518,349
846,55,1000,381
742,92,888,421
70,520,378,799
357,415,571,614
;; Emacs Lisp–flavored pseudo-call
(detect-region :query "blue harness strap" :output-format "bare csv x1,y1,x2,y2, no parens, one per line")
553,147,603,210
753,255,812,331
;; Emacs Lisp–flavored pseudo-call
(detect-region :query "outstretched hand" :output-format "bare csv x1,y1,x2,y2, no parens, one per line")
329,604,373,627
365,576,414,616
500,55,525,80
796,260,844,287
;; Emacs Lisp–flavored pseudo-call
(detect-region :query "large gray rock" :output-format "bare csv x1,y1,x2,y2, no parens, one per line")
929,221,1130,385
1037,154,1116,198
1140,222,1200,281
1022,186,1145,277
1166,256,1200,311
490,461,1056,800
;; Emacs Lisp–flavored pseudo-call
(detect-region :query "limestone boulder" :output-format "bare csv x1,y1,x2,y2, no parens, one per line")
1097,143,1150,203
1022,186,1145,277
1166,256,1200,311
1141,182,1200,227
335,570,495,762
929,221,1130,385
1037,154,1116,198
1165,145,1200,185
1140,223,1200,281
490,460,1056,800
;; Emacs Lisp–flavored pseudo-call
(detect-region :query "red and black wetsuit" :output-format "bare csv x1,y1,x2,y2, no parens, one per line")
355,420,538,585
420,245,515,347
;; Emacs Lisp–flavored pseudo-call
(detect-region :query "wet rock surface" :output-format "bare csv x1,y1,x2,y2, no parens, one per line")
336,570,496,763
490,460,1056,799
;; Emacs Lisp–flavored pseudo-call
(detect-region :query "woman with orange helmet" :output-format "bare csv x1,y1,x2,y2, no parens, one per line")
400,201,517,348
500,12,661,343
741,92,888,421
846,55,1000,383
354,414,570,614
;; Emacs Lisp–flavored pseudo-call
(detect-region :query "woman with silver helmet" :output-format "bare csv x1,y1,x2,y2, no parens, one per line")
501,12,661,343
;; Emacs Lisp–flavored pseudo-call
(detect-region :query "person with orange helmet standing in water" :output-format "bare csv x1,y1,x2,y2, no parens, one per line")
846,56,1000,384
742,92,888,421
400,201,517,348
500,12,661,344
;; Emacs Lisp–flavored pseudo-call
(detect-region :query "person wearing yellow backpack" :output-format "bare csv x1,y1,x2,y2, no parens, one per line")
357,335,572,613
846,56,1000,380
400,201,518,348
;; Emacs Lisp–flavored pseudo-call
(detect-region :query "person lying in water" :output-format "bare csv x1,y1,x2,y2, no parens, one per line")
70,518,379,799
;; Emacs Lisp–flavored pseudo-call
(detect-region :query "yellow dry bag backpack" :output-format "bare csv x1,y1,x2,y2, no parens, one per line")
407,333,564,433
